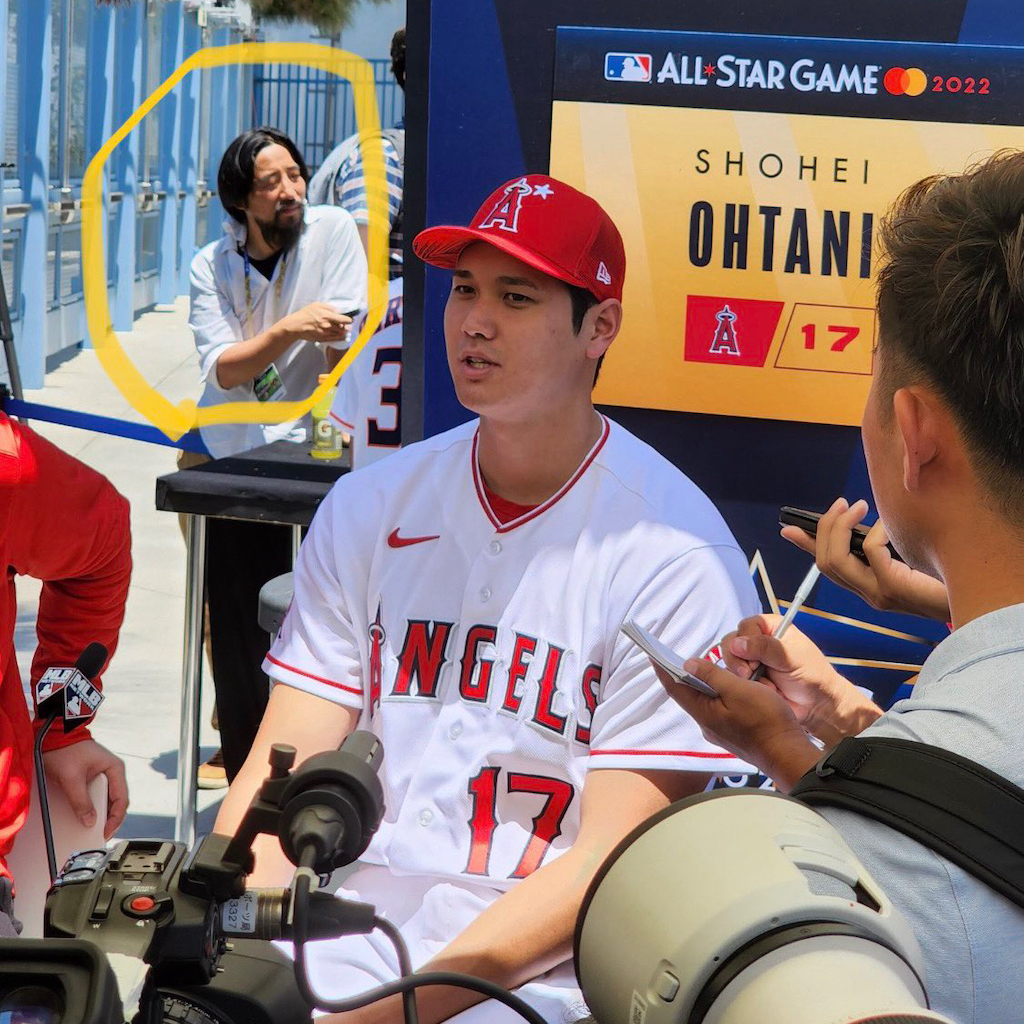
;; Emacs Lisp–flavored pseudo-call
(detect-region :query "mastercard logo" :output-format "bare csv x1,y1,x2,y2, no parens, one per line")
884,67,928,96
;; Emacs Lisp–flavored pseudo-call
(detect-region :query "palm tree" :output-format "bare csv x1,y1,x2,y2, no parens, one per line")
94,1,385,34
250,0,389,33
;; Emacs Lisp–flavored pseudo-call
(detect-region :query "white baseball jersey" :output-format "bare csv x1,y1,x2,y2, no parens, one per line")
266,415,759,890
329,277,403,469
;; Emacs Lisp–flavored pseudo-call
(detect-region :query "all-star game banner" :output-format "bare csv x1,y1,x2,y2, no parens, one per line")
551,29,1024,425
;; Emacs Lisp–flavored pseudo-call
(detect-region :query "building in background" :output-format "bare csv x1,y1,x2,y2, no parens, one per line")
0,0,402,391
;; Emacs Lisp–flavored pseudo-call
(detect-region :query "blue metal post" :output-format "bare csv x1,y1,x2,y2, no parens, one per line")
204,27,230,234
226,32,241,145
112,1,143,332
84,0,115,347
157,1,183,304
178,12,201,294
17,0,52,388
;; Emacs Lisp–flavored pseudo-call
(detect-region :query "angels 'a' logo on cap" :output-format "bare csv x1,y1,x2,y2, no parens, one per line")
476,177,554,234
596,261,612,285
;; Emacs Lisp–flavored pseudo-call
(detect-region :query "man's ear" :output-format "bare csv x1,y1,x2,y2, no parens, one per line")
893,386,940,492
584,298,623,360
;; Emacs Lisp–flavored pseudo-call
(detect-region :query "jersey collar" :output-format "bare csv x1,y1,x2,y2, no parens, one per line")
472,415,611,534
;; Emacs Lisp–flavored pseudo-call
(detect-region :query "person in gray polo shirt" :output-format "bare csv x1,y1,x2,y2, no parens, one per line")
656,150,1024,1024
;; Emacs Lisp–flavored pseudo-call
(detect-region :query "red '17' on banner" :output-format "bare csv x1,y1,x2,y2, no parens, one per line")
684,295,785,368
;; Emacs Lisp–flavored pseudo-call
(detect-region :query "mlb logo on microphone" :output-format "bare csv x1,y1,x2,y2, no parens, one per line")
604,52,652,82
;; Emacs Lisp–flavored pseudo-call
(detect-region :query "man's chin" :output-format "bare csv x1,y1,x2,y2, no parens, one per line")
261,212,305,251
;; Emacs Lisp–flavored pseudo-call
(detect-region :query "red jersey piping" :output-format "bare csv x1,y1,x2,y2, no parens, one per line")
329,411,355,430
589,748,741,759
265,652,362,697
472,416,611,534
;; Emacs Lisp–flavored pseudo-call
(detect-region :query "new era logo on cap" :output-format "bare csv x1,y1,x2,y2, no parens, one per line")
412,174,626,303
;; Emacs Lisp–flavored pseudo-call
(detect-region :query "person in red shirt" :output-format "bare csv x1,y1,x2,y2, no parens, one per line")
0,411,131,934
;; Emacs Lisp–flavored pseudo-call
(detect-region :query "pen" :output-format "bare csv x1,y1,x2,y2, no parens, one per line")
749,562,821,682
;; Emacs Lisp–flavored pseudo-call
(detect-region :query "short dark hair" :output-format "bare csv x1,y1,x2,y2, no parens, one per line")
217,127,309,224
567,283,605,385
391,28,406,90
876,149,1024,516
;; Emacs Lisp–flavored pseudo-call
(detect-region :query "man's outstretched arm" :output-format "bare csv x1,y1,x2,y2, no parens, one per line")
322,766,709,1024
213,683,360,885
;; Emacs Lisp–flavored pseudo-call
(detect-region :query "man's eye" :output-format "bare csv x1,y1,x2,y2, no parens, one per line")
453,284,474,295
506,292,531,303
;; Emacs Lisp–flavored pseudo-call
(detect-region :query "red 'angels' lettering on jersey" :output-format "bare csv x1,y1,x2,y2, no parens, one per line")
532,644,568,734
367,603,386,716
381,619,601,744
575,663,602,744
392,620,454,698
501,632,538,714
459,624,498,702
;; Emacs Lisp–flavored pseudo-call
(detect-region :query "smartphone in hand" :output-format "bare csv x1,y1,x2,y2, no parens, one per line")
779,506,904,565
621,620,719,697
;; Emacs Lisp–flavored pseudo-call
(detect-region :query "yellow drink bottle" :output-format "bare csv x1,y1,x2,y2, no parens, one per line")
310,373,343,460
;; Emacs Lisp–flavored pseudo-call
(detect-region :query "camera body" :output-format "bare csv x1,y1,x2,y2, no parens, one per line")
37,838,310,1024
0,733,387,1024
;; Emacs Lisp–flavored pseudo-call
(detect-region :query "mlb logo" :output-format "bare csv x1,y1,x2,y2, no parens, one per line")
604,52,652,83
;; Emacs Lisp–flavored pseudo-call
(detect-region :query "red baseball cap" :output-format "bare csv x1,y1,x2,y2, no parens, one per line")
412,174,626,303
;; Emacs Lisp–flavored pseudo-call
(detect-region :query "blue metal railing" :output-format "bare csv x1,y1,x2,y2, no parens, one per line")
252,58,404,172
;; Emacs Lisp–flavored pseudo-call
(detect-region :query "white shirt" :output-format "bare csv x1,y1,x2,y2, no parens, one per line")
266,416,760,888
330,276,403,469
188,205,367,458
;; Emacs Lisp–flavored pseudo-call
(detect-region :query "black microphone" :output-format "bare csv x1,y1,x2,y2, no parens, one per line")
34,642,109,883
278,731,386,875
36,641,108,726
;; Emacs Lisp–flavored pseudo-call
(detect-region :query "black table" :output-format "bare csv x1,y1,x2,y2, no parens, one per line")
155,440,349,843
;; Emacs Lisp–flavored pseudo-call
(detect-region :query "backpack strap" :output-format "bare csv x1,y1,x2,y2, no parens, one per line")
791,736,1024,909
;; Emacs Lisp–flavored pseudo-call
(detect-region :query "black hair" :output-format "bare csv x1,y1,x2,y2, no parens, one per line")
876,149,1024,521
217,127,309,225
391,28,406,90
568,283,605,385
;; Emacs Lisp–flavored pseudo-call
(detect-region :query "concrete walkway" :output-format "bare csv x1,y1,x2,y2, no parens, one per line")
13,297,225,840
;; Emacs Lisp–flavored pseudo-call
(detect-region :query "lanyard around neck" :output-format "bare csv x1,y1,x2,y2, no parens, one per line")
242,246,288,338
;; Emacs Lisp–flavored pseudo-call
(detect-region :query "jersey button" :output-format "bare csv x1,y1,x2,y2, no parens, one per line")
418,809,434,826
448,722,463,740
489,540,502,555
479,586,492,602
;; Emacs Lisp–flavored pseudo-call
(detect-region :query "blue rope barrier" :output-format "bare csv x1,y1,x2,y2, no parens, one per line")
1,398,209,454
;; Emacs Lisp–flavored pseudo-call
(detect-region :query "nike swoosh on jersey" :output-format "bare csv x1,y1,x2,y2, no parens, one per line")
387,528,441,548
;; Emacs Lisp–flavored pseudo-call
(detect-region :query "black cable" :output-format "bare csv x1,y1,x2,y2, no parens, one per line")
298,970,549,1024
290,853,548,1024
373,914,420,1024
32,712,60,882
290,846,320,1011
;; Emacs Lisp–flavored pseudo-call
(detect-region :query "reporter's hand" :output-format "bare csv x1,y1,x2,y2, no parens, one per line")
782,497,950,621
720,615,882,746
43,740,129,839
654,659,819,791
277,303,352,345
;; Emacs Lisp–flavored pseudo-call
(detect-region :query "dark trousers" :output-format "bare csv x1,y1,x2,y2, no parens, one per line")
205,517,293,781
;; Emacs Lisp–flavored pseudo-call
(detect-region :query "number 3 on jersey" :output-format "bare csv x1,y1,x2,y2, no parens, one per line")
466,767,576,878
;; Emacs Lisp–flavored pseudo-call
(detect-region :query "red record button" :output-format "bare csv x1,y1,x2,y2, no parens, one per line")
129,895,156,913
